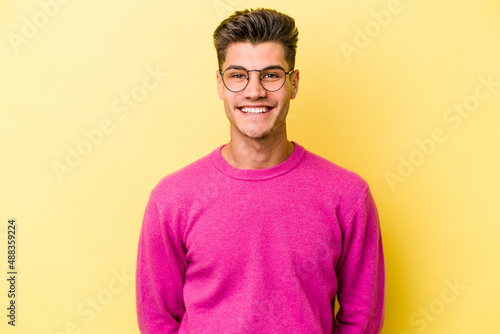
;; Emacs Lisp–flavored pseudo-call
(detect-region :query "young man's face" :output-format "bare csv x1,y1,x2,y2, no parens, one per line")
216,42,299,141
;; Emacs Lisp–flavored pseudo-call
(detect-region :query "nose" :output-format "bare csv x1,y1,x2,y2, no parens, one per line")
243,71,267,99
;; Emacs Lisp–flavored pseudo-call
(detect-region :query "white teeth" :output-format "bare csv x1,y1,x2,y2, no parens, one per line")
241,107,269,114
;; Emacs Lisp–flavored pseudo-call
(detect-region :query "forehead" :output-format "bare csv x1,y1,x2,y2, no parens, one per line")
223,42,288,70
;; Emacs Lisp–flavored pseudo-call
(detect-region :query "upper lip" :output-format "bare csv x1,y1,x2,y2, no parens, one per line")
238,105,272,109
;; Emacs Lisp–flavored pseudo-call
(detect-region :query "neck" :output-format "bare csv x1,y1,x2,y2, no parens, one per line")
221,134,295,170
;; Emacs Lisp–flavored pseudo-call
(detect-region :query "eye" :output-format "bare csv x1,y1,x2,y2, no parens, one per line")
261,70,283,81
225,70,247,80
232,73,246,79
263,72,279,78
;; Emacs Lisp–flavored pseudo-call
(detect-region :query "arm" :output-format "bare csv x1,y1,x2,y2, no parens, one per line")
334,188,385,334
136,196,187,334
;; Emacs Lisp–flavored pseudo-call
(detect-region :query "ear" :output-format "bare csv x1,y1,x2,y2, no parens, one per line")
290,69,299,100
216,70,224,100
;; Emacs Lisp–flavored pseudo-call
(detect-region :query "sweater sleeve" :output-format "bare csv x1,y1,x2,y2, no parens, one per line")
136,195,187,334
334,188,385,334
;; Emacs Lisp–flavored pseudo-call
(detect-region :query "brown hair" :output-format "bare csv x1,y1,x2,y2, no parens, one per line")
213,8,299,70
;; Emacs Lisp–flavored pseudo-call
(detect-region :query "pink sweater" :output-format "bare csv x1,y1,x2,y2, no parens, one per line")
136,142,384,333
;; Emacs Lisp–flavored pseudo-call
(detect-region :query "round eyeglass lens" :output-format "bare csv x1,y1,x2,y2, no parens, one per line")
223,68,249,92
260,68,286,91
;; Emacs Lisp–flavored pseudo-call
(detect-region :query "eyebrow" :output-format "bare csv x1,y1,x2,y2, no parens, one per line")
223,65,286,71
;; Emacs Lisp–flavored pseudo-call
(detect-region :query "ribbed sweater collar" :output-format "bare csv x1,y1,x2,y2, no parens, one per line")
210,141,305,181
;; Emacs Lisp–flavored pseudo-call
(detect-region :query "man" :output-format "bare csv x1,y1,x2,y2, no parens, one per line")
136,8,384,334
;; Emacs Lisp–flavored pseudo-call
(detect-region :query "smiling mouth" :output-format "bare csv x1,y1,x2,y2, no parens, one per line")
240,107,271,114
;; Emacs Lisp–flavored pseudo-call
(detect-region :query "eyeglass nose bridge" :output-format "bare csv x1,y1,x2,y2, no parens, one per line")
245,69,267,91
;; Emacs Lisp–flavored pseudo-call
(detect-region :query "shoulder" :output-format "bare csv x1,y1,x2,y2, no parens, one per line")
299,148,369,196
298,147,377,230
149,149,215,204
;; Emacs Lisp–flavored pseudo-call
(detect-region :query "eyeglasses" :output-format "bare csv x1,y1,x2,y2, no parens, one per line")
219,65,294,92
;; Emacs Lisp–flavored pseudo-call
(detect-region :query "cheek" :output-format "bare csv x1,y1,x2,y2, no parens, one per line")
217,82,225,100
276,91,292,106
223,99,235,116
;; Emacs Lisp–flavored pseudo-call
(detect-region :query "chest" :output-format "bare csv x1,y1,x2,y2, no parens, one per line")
182,181,343,283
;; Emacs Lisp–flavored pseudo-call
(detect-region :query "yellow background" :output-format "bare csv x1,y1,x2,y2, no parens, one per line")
1,0,499,333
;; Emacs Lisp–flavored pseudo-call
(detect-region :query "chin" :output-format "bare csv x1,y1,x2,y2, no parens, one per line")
244,129,276,140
